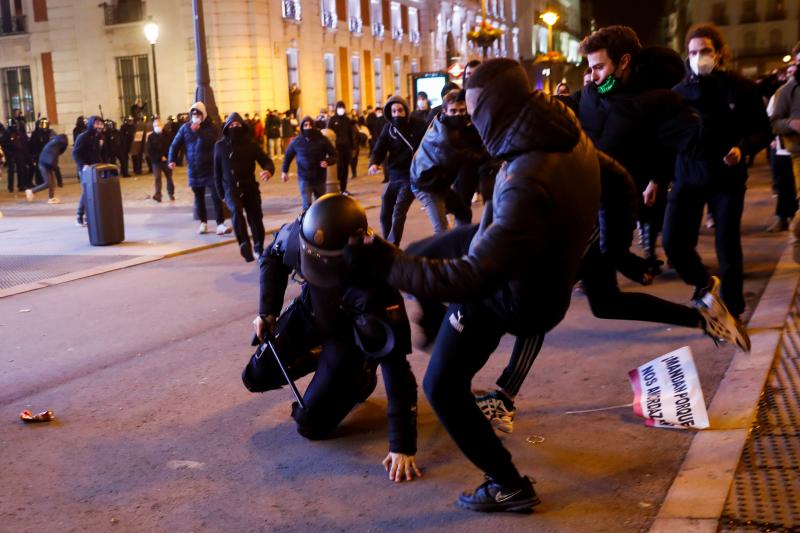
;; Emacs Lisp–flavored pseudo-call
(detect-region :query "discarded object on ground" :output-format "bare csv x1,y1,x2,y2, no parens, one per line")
19,410,55,423
628,346,709,429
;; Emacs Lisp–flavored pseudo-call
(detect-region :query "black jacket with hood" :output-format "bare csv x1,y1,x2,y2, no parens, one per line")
326,101,357,148
214,112,275,200
673,67,771,188
387,63,601,336
369,96,428,183
72,115,106,169
282,116,337,183
38,134,68,168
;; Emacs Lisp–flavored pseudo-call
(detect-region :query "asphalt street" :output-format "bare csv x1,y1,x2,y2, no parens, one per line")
0,162,790,532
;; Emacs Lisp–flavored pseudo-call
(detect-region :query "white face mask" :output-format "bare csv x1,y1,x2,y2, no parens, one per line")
417,100,426,109
191,115,202,124
689,54,716,76
336,108,345,116
153,126,162,134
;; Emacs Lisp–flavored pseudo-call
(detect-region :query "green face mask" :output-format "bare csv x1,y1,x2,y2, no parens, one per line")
597,74,619,95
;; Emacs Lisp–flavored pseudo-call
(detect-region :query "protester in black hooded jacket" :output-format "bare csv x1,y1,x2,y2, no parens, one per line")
368,96,427,246
214,112,275,262
327,100,357,193
665,23,771,318
28,118,52,186
72,115,108,226
350,59,601,513
281,116,337,210
26,133,67,202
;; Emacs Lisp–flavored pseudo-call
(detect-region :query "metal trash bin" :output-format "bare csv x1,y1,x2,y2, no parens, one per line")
82,163,124,246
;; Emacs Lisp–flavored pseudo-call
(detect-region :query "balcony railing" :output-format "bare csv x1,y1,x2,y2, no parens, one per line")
102,1,144,25
371,22,384,37
740,11,760,24
766,9,787,21
282,0,302,21
322,10,336,29
0,14,26,35
409,29,420,45
391,27,403,41
349,16,362,34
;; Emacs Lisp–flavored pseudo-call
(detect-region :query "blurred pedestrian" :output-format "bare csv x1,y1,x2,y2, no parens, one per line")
147,116,175,203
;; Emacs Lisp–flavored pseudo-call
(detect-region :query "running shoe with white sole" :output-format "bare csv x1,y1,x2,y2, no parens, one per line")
695,276,751,352
475,390,517,433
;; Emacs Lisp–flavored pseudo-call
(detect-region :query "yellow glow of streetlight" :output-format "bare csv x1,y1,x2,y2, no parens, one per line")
540,11,559,27
143,20,160,45
783,54,792,63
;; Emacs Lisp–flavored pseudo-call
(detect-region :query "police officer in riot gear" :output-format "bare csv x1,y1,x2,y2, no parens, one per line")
247,193,421,482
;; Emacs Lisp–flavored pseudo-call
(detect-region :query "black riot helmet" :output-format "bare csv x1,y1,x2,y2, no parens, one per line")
299,193,368,288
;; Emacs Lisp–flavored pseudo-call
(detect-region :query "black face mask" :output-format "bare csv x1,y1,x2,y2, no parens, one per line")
442,115,471,129
302,128,313,138
230,128,247,143
391,115,407,127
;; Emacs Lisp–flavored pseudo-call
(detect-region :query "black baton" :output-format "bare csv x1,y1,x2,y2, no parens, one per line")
261,335,306,409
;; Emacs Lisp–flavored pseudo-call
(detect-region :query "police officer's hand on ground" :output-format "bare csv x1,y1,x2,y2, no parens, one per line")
382,452,422,482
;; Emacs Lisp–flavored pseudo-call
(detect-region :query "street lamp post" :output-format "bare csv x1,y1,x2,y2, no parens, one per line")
538,10,560,94
143,18,160,117
540,11,559,55
192,0,220,125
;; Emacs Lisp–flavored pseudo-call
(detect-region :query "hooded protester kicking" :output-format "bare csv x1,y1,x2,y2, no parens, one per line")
214,112,275,262
26,133,67,203
281,116,337,210
169,101,232,236
348,59,601,512
367,96,427,246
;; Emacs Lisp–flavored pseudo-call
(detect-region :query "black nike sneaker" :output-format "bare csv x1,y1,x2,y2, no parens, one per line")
457,475,540,513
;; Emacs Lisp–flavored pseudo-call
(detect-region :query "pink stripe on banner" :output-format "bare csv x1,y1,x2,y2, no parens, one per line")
628,368,644,418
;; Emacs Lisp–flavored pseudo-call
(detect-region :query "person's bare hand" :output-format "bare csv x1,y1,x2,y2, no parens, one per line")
252,315,276,341
723,146,742,166
168,162,176,170
642,181,658,208
368,165,380,175
320,161,328,168
281,172,289,183
382,452,422,482
259,170,272,182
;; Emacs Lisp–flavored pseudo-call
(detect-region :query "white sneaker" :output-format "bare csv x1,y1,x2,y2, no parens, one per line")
198,222,208,234
475,391,517,433
216,222,232,235
25,189,34,202
47,197,60,204
695,276,751,352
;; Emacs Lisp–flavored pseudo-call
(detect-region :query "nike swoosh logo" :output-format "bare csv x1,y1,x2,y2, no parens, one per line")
495,489,522,503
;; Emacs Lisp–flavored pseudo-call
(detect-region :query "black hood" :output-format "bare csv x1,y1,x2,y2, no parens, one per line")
631,46,686,92
86,115,102,131
383,95,410,119
299,115,315,130
469,65,580,158
54,134,68,152
222,112,249,136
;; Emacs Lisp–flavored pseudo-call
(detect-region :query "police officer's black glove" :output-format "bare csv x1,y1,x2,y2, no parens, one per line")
344,230,400,286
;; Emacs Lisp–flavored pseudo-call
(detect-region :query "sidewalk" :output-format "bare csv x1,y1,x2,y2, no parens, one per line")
0,163,382,297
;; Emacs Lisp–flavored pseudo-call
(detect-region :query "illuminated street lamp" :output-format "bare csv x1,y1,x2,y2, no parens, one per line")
467,0,503,58
540,11,559,54
143,18,160,117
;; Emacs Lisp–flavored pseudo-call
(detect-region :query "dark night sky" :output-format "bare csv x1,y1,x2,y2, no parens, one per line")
591,0,669,45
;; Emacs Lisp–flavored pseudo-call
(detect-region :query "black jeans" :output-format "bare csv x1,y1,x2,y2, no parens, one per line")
380,180,415,246
771,153,798,220
424,301,525,488
152,163,174,199
336,145,351,192
225,186,265,253
192,185,224,224
663,179,746,316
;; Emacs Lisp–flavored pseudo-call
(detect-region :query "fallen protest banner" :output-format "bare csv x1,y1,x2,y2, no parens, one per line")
628,346,710,429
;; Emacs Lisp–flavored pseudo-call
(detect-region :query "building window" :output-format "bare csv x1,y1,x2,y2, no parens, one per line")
390,1,402,41
370,0,383,36
740,0,758,23
3,66,34,124
321,0,337,29
393,58,401,95
510,0,516,23
1,0,27,34
324,53,336,107
351,55,361,111
287,48,299,88
743,30,756,53
411,59,418,74
102,0,144,25
374,58,383,105
408,6,419,45
281,0,302,21
116,55,151,119
769,28,782,50
348,0,362,33
767,0,786,20
512,27,519,59
498,0,504,20
710,3,727,26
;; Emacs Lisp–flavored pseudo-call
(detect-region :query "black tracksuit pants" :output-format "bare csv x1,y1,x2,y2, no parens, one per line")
336,144,351,192
662,179,747,316
224,185,265,254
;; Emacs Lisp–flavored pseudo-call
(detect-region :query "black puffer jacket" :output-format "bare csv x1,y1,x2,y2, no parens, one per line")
410,113,489,193
213,112,274,199
369,96,428,182
38,134,68,168
673,68,771,188
389,78,601,336
326,101,357,148
282,117,337,183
